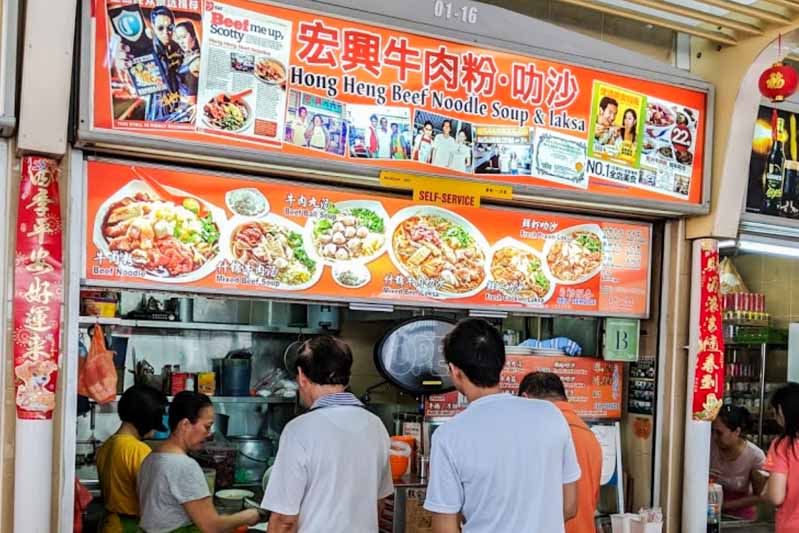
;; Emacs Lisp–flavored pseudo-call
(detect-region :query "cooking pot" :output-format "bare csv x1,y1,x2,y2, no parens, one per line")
229,436,273,484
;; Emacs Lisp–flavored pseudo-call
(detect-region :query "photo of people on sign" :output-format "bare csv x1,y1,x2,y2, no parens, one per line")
347,105,412,160
285,90,347,156
106,2,202,126
412,111,474,173
588,82,645,168
474,126,533,175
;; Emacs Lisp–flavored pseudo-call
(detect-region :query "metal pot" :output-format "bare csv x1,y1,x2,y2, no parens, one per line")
229,436,273,484
214,413,229,437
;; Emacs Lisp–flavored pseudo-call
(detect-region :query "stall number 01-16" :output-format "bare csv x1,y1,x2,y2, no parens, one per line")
433,0,478,24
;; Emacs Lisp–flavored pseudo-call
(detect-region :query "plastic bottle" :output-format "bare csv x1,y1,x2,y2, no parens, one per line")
707,482,723,533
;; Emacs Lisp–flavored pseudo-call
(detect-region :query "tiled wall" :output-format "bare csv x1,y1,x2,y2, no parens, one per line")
731,253,799,328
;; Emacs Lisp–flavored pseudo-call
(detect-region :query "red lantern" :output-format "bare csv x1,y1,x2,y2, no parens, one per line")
759,61,799,102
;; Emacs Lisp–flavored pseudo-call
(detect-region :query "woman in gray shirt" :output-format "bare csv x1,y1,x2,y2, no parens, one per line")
137,392,260,533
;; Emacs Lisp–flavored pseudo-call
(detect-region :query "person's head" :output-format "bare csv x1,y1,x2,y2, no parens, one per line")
771,382,799,444
168,391,214,451
390,122,399,133
312,114,323,126
598,96,618,124
173,21,198,53
118,384,168,439
443,318,505,392
518,372,567,401
457,129,468,144
423,121,433,137
150,6,176,46
298,106,307,118
370,114,378,126
442,120,452,136
623,108,637,132
294,336,353,407
712,405,749,451
380,117,388,129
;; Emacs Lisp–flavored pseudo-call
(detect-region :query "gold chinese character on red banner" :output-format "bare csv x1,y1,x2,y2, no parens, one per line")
705,295,719,314
22,278,54,305
702,353,719,374
25,247,53,275
22,332,49,361
700,373,716,390
701,336,719,352
23,305,51,333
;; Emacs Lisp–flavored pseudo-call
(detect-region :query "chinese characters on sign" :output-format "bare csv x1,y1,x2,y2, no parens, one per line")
84,160,652,317
92,0,707,208
425,356,623,419
692,240,724,421
13,157,62,420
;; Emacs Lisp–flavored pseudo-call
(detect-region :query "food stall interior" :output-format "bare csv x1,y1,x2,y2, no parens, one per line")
75,285,656,532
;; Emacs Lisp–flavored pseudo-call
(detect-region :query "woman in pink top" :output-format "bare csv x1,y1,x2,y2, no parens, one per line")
710,405,766,519
765,382,799,532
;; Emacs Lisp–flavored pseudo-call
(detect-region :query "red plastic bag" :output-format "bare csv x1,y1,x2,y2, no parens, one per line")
74,478,93,533
78,324,117,403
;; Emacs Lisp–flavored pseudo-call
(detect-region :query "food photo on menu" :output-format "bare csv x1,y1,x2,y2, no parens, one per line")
284,90,347,156
346,105,413,160
95,170,225,282
640,97,699,197
388,206,489,298
106,3,202,125
411,110,474,173
474,126,533,175
196,1,291,143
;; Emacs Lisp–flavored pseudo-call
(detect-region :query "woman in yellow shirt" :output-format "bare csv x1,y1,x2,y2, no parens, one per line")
96,384,168,533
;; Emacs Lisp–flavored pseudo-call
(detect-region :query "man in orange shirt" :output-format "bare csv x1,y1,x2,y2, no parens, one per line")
519,372,602,533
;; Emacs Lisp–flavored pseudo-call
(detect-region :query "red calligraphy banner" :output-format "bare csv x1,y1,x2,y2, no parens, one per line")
692,240,724,421
13,157,63,420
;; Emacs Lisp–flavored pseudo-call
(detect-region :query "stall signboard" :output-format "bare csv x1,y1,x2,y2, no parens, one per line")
13,157,63,420
692,240,724,421
83,160,652,317
425,355,624,419
87,0,707,211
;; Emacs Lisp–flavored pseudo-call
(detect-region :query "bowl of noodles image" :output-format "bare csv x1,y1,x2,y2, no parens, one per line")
542,224,607,285
92,179,226,284
387,206,490,299
488,237,555,304
222,213,322,291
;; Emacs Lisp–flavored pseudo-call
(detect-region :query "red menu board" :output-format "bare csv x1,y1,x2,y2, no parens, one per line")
89,0,707,209
425,355,624,420
83,160,651,317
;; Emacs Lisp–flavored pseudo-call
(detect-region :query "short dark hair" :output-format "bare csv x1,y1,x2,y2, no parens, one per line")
442,119,452,128
150,6,175,23
599,96,618,111
296,336,353,386
168,391,212,432
771,382,799,449
443,318,505,388
717,404,750,433
518,372,567,400
370,114,378,122
119,384,168,436
424,121,433,128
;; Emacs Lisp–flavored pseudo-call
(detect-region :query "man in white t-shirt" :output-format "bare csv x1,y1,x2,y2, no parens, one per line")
261,336,393,533
431,119,457,168
424,318,581,533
